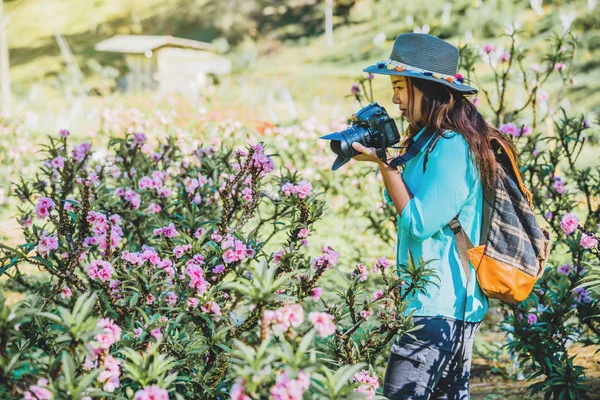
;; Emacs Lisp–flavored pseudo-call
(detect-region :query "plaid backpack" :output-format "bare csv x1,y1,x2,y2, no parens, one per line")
423,132,553,303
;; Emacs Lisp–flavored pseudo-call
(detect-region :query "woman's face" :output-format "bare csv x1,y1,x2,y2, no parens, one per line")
390,76,424,124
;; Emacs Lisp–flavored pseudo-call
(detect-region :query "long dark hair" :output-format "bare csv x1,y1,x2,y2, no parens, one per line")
401,77,517,192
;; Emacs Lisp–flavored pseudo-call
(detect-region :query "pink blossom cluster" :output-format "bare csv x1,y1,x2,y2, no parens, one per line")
281,179,313,200
264,304,304,335
201,301,222,321
372,256,392,273
352,263,369,282
526,313,538,325
72,142,91,163
59,129,69,138
498,123,531,137
133,385,169,400
153,222,178,239
44,155,65,170
311,246,339,272
272,247,291,265
249,143,275,177
297,228,310,246
23,378,52,400
353,370,380,400
37,232,59,258
115,188,142,209
174,244,192,259
84,212,123,252
98,355,121,392
552,176,566,194
580,233,598,250
230,378,252,400
185,261,210,294
87,259,115,282
311,287,323,301
36,196,56,219
164,291,177,307
221,234,254,264
61,286,72,299
138,171,166,191
482,44,494,54
572,287,591,304
269,370,310,400
186,297,200,310
308,311,336,338
560,213,579,235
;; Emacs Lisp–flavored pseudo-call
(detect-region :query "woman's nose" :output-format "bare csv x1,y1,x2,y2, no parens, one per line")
392,94,400,104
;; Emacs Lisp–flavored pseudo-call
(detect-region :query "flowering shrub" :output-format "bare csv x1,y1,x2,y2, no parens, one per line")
0,129,436,399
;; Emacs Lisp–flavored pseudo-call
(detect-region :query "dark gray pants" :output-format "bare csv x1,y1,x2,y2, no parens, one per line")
383,316,481,400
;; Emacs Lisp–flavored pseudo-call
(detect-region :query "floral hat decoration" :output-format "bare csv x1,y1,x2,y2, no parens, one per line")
363,32,478,95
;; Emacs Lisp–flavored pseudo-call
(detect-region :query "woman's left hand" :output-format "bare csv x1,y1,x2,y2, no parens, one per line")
352,142,384,164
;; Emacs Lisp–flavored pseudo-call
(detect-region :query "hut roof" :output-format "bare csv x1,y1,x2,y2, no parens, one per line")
95,35,214,54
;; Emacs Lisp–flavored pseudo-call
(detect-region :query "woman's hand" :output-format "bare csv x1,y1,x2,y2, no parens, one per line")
352,142,387,165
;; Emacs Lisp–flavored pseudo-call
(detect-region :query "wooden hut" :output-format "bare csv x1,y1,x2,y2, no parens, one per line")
94,35,231,95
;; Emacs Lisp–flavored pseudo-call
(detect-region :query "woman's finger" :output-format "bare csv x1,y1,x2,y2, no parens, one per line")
352,142,364,153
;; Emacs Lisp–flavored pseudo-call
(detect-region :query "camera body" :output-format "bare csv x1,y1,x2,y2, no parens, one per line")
320,102,400,171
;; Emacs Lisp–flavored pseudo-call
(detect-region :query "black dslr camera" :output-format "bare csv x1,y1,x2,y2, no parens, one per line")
320,102,400,171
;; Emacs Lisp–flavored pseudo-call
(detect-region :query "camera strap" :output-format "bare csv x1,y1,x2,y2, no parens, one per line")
387,127,439,168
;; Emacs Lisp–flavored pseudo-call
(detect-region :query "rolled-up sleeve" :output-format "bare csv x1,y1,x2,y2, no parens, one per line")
398,134,474,242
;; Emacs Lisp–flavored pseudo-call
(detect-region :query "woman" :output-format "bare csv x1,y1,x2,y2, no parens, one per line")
351,33,518,399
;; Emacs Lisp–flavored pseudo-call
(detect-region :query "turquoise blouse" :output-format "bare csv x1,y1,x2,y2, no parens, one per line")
383,127,488,322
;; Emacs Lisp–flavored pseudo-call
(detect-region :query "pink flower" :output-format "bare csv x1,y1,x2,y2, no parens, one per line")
194,227,206,239
133,385,169,400
471,97,481,107
60,287,72,299
311,246,339,272
308,312,336,338
354,263,369,282
498,123,520,137
36,196,56,219
51,156,65,169
150,327,163,340
186,297,200,310
499,52,510,62
580,233,598,250
146,294,155,305
270,370,310,400
372,256,392,273
132,133,147,146
87,259,114,282
154,223,178,239
59,129,69,138
311,287,323,301
98,355,121,392
553,176,565,194
37,233,59,258
353,370,380,400
554,62,567,72
134,328,143,339
560,213,579,235
93,318,122,350
72,142,91,163
372,290,384,302
545,211,553,220
298,228,310,239
360,309,373,320
538,90,549,102
482,44,494,54
201,301,222,320
147,203,162,214
350,83,360,95
164,291,177,306
212,264,225,274
527,314,537,325
231,380,252,400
